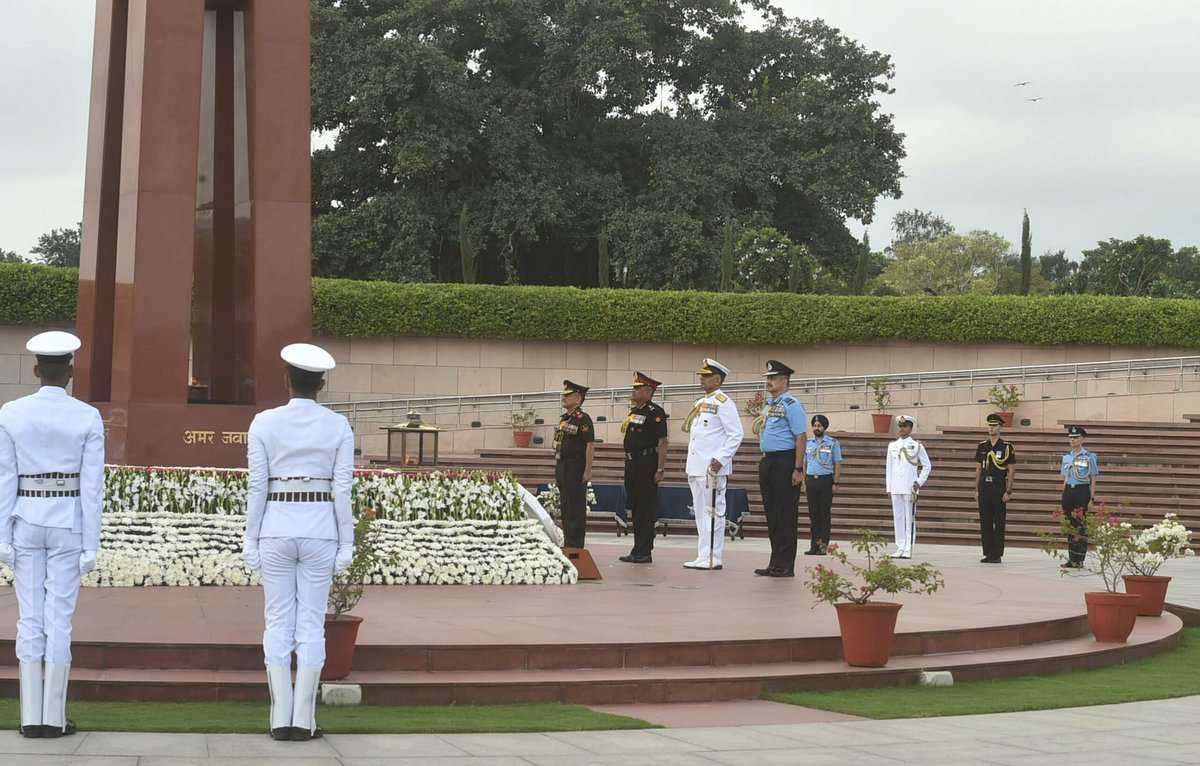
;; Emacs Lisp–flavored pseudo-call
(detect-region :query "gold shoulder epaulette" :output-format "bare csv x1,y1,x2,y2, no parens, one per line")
715,393,728,403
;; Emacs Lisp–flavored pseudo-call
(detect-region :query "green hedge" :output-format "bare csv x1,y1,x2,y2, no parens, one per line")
0,264,79,325
3,264,1197,346
313,280,1198,347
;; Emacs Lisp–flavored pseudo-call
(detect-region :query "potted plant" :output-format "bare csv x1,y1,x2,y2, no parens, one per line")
1041,504,1142,643
867,378,892,433
987,384,1021,426
1123,513,1195,616
324,509,398,680
805,529,944,667
510,405,536,448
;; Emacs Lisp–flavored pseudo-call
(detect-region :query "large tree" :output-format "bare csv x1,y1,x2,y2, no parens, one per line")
1018,210,1031,295
1069,235,1175,296
879,231,1011,296
310,0,905,287
30,223,81,268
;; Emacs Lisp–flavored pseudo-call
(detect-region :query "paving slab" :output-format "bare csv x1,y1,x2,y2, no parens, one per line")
589,699,862,727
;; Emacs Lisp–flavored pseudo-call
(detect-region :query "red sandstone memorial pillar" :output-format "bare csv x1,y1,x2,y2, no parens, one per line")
77,0,312,467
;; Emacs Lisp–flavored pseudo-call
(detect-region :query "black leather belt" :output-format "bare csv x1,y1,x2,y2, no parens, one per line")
20,472,80,479
625,447,658,459
267,491,333,503
18,490,80,498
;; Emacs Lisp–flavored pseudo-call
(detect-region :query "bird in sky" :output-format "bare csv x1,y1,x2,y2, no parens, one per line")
1026,96,1044,102
1013,81,1032,86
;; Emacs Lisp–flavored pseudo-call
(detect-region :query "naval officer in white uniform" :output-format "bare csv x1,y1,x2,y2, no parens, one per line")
683,358,744,570
884,414,932,559
243,343,354,741
0,331,104,738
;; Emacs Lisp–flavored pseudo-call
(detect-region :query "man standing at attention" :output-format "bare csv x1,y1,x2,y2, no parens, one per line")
0,331,104,738
243,343,354,741
754,360,806,578
555,380,595,550
1060,425,1099,569
804,414,843,556
683,359,743,570
885,415,931,559
976,413,1015,564
619,373,669,564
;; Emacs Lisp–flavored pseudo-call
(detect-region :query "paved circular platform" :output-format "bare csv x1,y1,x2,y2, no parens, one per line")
0,541,1182,704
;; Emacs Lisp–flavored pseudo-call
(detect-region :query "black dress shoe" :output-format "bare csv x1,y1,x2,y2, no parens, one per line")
754,567,773,576
40,720,77,738
270,727,292,741
619,554,652,563
980,556,991,563
989,558,1002,564
290,726,324,741
18,725,42,739
767,569,795,578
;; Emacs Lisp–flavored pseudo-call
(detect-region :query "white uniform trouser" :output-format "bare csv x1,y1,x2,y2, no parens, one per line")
13,518,82,664
260,537,337,668
891,494,915,554
688,474,727,565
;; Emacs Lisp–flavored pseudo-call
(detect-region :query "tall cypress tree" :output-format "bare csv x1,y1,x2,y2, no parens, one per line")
853,231,871,294
1019,210,1032,295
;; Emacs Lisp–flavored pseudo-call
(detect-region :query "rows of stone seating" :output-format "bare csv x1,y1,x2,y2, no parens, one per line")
371,419,1200,549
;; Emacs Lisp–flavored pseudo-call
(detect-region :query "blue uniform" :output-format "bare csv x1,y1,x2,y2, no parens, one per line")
804,435,843,477
1061,448,1098,487
760,394,807,453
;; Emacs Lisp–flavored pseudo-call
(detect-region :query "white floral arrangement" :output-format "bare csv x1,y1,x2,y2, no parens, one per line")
104,466,524,522
535,482,597,520
0,467,574,587
1127,513,1195,576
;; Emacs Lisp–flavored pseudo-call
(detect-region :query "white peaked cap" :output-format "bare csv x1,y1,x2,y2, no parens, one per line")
26,330,81,357
280,343,336,373
699,357,731,377
896,414,916,426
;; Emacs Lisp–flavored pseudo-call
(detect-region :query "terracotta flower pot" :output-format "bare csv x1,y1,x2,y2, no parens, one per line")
322,614,363,681
997,411,1015,426
1083,591,1141,643
834,601,903,667
1122,575,1172,617
513,431,533,448
871,413,892,434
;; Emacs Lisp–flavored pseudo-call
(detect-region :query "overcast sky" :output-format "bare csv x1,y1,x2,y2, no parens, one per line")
2,1,1197,260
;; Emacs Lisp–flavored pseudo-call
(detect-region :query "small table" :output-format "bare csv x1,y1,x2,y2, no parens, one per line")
382,424,441,466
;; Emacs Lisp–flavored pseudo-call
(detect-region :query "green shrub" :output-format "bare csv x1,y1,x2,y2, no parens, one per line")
4,263,1198,347
0,264,78,325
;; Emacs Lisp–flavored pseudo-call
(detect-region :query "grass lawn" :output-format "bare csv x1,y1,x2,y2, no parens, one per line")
0,700,653,734
768,626,1200,719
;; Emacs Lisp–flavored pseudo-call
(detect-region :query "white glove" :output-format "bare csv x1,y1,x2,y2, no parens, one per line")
243,545,262,572
334,545,353,574
0,542,13,565
79,550,97,575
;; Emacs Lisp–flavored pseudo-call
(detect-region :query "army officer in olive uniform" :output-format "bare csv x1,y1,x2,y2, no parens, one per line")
556,381,595,549
620,373,669,564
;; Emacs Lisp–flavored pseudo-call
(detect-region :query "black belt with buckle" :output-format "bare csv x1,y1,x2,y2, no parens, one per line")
17,489,81,498
267,491,333,503
625,447,658,460
19,472,81,479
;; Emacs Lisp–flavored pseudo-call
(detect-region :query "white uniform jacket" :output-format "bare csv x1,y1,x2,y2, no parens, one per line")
885,436,932,495
685,389,744,477
0,387,105,552
244,398,354,546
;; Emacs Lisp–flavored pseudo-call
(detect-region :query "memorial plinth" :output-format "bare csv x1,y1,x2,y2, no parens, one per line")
76,0,312,467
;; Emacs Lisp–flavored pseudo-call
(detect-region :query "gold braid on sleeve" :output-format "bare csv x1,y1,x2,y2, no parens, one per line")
751,415,766,436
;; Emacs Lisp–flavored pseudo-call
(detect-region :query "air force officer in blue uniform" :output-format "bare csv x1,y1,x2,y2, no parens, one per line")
243,343,354,741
